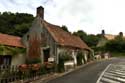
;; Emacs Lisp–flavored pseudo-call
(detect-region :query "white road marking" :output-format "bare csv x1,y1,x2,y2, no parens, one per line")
105,72,125,78
97,63,125,83
101,77,120,83
108,71,125,75
96,64,111,83
103,74,125,82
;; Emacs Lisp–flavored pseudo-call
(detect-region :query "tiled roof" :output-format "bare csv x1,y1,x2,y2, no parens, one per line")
43,21,91,50
0,33,24,48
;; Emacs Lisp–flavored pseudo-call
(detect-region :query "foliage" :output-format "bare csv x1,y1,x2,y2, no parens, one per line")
115,32,124,41
96,32,125,53
96,37,107,47
92,46,105,53
76,51,84,65
73,30,87,40
86,34,100,47
60,52,73,61
57,52,73,72
111,52,125,57
0,12,34,37
73,30,100,47
14,23,32,37
40,65,47,74
105,39,125,52
58,55,65,72
27,58,41,64
0,44,26,55
61,25,69,32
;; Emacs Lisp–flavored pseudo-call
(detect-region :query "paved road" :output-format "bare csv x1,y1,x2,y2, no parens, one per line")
97,62,125,83
47,58,125,83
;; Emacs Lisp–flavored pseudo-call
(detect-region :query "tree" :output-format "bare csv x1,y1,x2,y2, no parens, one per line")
0,12,34,37
14,23,31,37
87,34,100,47
115,32,124,41
73,30,87,40
61,25,69,32
73,30,100,47
105,36,125,52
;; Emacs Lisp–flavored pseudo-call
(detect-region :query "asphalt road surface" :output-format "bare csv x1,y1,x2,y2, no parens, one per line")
47,58,125,83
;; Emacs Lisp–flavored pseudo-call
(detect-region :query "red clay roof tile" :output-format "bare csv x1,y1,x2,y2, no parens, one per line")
0,33,24,48
43,21,91,50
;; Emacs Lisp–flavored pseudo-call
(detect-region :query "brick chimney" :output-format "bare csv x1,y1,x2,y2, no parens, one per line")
37,6,44,19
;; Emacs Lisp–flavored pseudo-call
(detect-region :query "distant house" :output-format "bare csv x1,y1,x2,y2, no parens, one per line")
97,31,125,47
22,6,92,65
104,34,117,40
97,30,117,47
0,33,25,66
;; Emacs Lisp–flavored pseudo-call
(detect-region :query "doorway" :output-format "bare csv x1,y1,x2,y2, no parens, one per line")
43,48,50,62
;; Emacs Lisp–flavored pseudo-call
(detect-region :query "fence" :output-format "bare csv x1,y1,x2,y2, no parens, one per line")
0,64,54,83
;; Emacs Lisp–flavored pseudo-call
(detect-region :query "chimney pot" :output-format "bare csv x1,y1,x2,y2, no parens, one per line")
37,6,44,19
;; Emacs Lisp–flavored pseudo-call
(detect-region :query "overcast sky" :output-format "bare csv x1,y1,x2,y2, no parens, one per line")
0,0,125,35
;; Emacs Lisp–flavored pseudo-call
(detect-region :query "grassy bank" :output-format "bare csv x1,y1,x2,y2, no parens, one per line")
111,52,125,57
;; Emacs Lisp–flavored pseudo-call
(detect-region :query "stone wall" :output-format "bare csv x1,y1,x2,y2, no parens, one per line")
22,17,57,64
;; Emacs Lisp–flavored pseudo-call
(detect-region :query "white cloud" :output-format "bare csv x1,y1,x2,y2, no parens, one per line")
44,0,94,33
0,0,125,35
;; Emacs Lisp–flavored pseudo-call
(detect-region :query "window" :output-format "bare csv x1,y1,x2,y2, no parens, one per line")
27,35,29,41
0,55,11,65
0,56,3,65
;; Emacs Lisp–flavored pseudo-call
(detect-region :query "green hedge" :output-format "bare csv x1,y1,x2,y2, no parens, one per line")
57,52,73,72
77,51,84,66
111,52,125,57
58,55,65,72
26,58,41,64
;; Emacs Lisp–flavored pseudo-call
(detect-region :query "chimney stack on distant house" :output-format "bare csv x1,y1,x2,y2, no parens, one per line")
101,29,105,36
37,6,44,19
119,32,123,37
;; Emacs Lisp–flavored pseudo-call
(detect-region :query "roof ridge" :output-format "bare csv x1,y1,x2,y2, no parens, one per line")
43,20,73,36
43,20,90,50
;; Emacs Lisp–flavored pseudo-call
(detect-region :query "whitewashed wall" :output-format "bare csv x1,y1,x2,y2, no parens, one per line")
11,54,26,66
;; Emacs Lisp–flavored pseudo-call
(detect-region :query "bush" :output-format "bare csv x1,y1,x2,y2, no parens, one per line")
105,39,125,52
111,52,125,57
40,65,47,75
57,55,65,72
77,51,84,66
27,58,41,64
57,52,74,72
61,53,73,61
93,46,104,52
